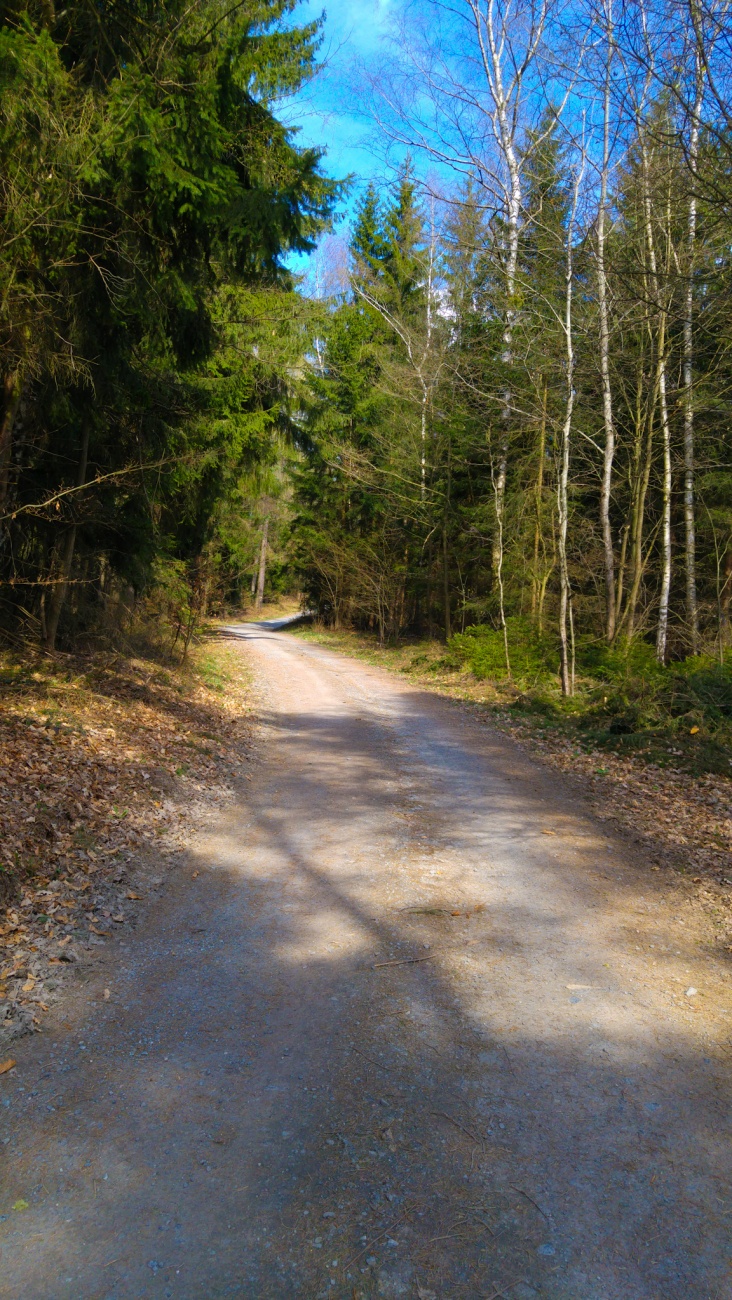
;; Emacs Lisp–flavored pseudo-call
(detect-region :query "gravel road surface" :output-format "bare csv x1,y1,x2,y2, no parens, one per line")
1,622,730,1299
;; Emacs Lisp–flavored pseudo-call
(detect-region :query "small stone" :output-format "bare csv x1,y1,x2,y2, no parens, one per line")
537,1243,556,1256
686,987,698,997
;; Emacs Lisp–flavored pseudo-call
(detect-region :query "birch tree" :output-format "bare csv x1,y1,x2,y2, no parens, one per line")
361,0,561,596
594,0,619,642
681,52,704,651
557,141,585,695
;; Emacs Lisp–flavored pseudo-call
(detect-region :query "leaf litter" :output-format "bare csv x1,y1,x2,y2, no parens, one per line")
0,641,255,1047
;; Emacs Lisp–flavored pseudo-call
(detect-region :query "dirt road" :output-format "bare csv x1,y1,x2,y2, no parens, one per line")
1,623,731,1299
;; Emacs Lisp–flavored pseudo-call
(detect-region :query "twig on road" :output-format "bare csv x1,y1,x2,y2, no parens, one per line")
501,1044,515,1075
372,954,435,969
510,1185,550,1222
350,1044,394,1075
427,1217,472,1243
482,1281,527,1300
431,1110,481,1143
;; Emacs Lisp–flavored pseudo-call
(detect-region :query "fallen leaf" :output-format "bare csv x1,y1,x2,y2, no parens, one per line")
126,891,142,900
89,925,108,937
103,989,111,1000
11,1199,28,1212
111,914,124,923
541,828,557,836
192,871,199,879
690,726,699,735
0,1059,16,1075
21,977,35,993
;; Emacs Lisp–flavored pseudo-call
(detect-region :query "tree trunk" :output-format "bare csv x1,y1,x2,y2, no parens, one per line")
558,407,572,697
0,372,22,518
655,332,673,664
44,421,90,651
558,153,583,696
442,524,451,642
443,443,452,642
491,453,508,577
598,3,617,642
254,516,269,610
614,522,630,621
616,346,647,631
639,136,673,663
491,452,511,679
625,370,657,640
531,378,548,624
719,546,732,651
682,61,703,652
490,51,522,581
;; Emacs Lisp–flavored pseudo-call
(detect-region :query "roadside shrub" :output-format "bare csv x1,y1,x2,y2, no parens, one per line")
668,659,732,729
576,637,666,687
450,617,559,683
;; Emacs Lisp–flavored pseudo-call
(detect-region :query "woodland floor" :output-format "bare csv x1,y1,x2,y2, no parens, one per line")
0,636,257,1049
0,615,730,1299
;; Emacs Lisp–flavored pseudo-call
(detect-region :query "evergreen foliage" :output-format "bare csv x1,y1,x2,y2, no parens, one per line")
0,0,342,645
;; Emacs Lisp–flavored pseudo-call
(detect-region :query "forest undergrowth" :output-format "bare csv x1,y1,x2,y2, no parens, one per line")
291,623,732,915
0,634,255,1053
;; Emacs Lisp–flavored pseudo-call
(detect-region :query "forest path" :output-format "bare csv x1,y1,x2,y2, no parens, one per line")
1,624,730,1300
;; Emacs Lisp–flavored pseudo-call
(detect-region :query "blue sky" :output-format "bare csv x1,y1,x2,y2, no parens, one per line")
281,0,400,237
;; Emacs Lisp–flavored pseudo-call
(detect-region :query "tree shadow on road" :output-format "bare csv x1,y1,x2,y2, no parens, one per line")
1,690,730,1300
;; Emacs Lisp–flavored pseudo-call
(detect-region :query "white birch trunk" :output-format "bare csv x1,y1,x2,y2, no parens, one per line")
558,149,584,696
597,0,617,642
682,61,703,651
482,0,526,575
640,139,673,662
656,353,673,663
